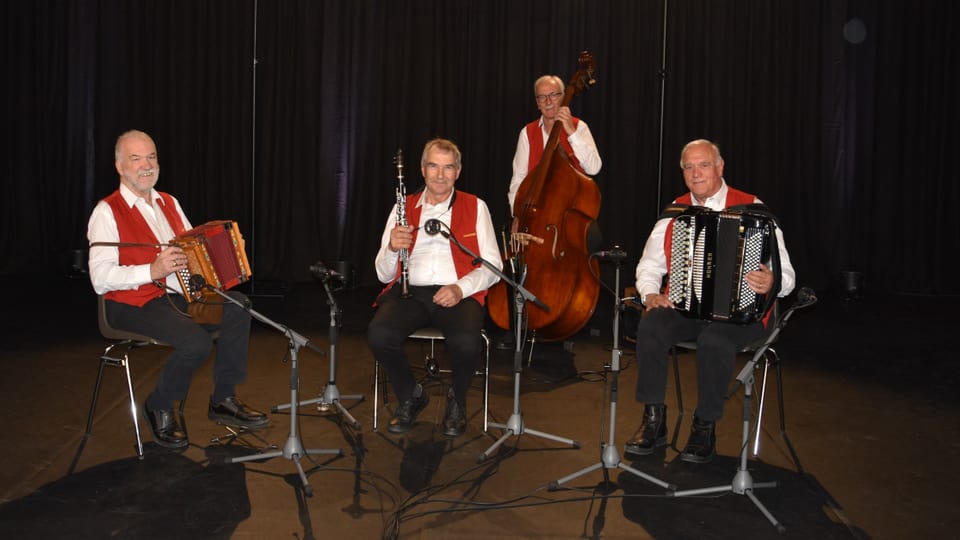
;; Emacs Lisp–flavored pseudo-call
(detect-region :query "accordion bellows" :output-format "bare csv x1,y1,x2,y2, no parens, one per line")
667,207,773,324
171,220,252,302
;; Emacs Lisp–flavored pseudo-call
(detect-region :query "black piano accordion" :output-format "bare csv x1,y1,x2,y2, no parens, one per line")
666,205,779,324
170,220,252,302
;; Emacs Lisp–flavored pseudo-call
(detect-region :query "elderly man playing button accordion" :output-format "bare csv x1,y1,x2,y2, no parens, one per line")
87,129,268,450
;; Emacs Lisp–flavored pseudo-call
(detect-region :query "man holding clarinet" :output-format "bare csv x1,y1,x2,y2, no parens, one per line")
367,138,501,438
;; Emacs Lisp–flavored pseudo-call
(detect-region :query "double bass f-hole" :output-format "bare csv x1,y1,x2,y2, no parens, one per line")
544,224,562,259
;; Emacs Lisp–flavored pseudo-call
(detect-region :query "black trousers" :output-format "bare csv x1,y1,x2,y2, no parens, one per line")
634,307,768,422
367,285,484,406
106,292,252,410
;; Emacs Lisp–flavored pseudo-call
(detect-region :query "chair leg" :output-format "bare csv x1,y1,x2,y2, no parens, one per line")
121,351,144,458
481,330,490,432
771,349,804,474
373,359,381,431
71,356,111,474
84,358,109,439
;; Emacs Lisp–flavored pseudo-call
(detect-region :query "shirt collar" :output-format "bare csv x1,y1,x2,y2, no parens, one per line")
692,179,729,210
118,182,162,208
415,187,457,209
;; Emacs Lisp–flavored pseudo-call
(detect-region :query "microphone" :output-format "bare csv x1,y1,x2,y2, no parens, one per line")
309,261,345,281
189,274,208,291
593,247,627,261
423,218,444,236
796,286,817,304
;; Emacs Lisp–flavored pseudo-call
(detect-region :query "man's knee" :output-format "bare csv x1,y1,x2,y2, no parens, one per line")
367,322,392,351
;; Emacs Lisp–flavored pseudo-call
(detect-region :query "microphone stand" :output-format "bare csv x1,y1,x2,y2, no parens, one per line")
426,221,580,463
199,280,341,497
671,288,817,532
548,249,674,492
274,270,364,431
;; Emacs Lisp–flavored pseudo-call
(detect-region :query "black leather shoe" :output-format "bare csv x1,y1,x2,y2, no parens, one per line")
680,416,716,464
143,402,188,449
208,396,269,430
442,389,466,438
624,404,667,459
388,388,429,434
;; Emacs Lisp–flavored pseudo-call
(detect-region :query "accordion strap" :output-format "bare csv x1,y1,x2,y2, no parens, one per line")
657,203,703,220
724,203,782,228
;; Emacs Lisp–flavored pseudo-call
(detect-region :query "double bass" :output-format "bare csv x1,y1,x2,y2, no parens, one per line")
488,52,601,342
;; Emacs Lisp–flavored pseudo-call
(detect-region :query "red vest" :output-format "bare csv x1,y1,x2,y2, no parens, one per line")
525,118,584,174
103,190,187,306
380,190,487,305
663,187,774,326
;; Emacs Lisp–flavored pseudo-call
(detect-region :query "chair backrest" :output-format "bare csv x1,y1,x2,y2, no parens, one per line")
97,294,165,344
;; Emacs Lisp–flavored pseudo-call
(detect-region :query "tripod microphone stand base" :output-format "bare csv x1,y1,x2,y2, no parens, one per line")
480,412,581,463
210,423,279,452
671,352,787,533
549,443,675,491
275,383,364,431
672,470,784,533
229,431,341,498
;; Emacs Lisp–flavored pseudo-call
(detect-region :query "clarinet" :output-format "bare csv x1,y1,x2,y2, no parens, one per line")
394,149,412,298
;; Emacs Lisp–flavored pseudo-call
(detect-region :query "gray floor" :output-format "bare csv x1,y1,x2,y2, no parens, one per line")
0,274,955,539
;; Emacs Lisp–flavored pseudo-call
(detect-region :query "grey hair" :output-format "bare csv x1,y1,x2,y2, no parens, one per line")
421,138,462,169
679,139,723,168
114,129,154,162
534,75,565,95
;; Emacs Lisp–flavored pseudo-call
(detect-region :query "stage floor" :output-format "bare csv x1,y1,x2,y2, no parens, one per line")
0,274,955,539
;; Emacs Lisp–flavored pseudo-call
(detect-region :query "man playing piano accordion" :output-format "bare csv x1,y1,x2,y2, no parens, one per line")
626,139,796,464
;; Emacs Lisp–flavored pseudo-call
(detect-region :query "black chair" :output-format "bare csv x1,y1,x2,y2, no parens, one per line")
373,327,490,432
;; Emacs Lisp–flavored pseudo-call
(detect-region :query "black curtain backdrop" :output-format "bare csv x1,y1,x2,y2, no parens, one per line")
2,0,957,298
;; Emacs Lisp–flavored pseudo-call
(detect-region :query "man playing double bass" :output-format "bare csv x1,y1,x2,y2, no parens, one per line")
497,74,603,349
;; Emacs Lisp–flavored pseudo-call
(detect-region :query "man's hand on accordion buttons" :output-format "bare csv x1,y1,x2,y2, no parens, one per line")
151,246,188,280
745,263,774,294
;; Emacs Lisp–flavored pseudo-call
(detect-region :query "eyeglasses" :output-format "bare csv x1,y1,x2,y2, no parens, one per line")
535,92,563,104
